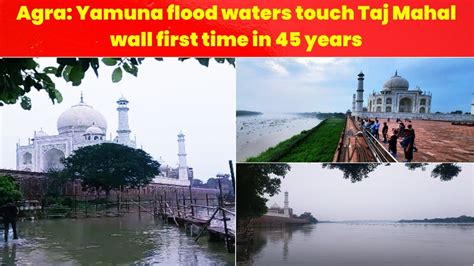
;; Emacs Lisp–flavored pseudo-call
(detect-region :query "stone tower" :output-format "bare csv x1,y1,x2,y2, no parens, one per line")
471,93,474,115
116,96,131,146
352,94,356,113
283,191,289,216
177,131,189,181
356,71,365,114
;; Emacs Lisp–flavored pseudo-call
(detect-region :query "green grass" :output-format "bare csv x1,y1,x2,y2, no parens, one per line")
246,118,345,162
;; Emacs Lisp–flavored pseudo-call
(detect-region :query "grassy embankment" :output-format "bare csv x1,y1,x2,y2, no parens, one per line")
246,117,345,162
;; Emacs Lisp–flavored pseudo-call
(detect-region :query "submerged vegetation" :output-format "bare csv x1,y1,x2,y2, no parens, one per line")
247,118,345,162
236,110,263,117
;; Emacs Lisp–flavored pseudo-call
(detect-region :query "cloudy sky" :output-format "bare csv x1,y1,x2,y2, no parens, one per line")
0,58,235,181
237,58,474,113
267,163,474,221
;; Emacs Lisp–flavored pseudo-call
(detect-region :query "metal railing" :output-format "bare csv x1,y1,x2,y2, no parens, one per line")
362,127,398,162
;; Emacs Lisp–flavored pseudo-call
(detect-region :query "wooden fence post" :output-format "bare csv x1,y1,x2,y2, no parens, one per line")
188,185,194,217
206,194,209,216
175,190,180,218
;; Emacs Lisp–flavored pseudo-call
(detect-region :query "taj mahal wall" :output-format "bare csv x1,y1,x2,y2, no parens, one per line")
265,212,291,218
354,112,474,122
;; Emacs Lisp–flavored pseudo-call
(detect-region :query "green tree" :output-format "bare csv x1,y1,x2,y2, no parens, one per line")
322,163,380,182
404,163,429,171
191,179,204,187
237,163,290,219
431,163,462,181
405,163,462,181
61,143,160,194
0,57,235,110
323,163,462,182
0,175,22,206
298,212,318,223
46,169,71,198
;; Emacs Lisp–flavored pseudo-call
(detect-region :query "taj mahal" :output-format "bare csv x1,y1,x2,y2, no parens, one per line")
350,70,473,121
351,71,432,116
15,94,191,186
266,192,293,218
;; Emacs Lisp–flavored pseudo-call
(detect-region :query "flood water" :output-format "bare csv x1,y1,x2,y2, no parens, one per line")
1,214,234,265
237,113,321,161
249,222,474,266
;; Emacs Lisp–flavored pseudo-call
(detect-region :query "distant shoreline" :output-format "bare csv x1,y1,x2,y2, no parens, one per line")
236,110,263,117
399,215,474,223
294,112,346,120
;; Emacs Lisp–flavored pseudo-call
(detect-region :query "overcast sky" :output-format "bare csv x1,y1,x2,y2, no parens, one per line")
266,163,474,221
0,58,235,181
237,58,474,113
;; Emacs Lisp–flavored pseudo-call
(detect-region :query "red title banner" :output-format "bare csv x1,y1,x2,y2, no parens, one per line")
0,0,473,56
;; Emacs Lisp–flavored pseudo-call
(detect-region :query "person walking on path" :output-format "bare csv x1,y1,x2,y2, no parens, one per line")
382,122,389,143
1,200,19,242
407,124,418,152
373,119,380,140
388,129,399,157
402,128,414,162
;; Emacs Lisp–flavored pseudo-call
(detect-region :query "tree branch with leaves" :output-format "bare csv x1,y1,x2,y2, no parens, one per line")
0,57,235,110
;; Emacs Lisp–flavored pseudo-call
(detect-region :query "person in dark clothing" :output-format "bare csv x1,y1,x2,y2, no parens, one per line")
382,122,389,143
388,129,399,157
1,200,19,242
398,122,405,138
403,129,414,162
407,124,418,152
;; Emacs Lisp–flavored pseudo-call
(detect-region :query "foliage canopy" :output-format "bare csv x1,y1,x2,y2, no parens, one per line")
0,175,22,206
61,143,160,194
324,163,463,182
237,163,290,219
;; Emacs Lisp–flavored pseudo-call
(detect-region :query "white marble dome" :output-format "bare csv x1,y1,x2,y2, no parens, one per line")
383,71,409,91
57,102,107,135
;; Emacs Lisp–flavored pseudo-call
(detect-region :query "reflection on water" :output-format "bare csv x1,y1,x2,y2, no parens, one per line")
1,214,233,265
250,223,474,266
237,114,321,161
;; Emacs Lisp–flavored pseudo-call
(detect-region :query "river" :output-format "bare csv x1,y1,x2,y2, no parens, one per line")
1,214,234,265
237,113,321,161
248,222,474,266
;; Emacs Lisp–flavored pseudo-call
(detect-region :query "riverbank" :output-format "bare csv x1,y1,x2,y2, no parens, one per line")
250,215,310,228
246,117,345,162
237,113,322,161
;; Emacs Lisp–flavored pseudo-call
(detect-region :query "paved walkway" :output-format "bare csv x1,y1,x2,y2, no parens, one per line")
376,119,474,162
334,117,375,162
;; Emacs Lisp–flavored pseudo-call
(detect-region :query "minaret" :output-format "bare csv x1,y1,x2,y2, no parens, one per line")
356,71,365,113
116,96,131,146
283,191,289,216
177,131,189,181
471,93,474,115
352,94,356,113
